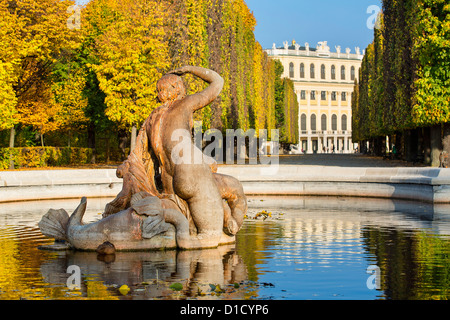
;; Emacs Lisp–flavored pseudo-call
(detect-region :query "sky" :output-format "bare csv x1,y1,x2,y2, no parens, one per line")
245,0,382,52
75,0,382,52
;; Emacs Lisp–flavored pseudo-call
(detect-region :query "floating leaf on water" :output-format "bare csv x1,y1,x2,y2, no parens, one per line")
215,285,224,293
197,287,205,296
234,283,240,288
119,285,130,295
169,283,183,291
208,284,216,291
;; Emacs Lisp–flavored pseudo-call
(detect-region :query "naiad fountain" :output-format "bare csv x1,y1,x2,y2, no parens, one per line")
38,66,247,252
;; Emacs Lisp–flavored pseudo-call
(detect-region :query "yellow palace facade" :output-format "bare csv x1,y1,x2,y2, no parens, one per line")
266,41,363,154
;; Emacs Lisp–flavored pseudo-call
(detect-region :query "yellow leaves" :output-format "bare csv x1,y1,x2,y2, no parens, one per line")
16,83,59,135
252,42,265,132
52,72,89,130
0,62,18,130
118,284,130,295
0,0,81,132
90,0,170,129
232,0,256,31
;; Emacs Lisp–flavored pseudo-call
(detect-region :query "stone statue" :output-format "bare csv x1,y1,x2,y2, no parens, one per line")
39,66,247,251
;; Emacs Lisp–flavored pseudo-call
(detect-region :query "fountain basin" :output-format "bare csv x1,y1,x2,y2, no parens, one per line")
2,166,450,203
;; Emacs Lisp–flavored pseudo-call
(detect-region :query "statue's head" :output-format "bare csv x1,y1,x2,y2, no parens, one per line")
157,74,186,103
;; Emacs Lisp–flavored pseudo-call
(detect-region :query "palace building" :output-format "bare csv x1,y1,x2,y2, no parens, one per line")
265,41,363,154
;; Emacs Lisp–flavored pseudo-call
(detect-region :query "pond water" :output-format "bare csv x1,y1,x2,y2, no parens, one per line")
0,196,449,300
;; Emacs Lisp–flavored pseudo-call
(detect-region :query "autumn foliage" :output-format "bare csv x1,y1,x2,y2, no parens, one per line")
0,0,298,164
352,0,450,162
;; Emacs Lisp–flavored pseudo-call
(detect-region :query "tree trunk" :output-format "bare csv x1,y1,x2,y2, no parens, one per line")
404,130,413,162
373,137,383,156
88,123,96,164
430,125,441,167
442,123,450,154
9,126,15,148
422,127,431,166
40,132,44,147
130,124,137,154
9,126,15,170
395,132,402,159
405,129,419,163
106,138,110,163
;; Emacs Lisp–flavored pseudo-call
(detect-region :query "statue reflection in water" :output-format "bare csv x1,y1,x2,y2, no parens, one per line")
39,245,248,299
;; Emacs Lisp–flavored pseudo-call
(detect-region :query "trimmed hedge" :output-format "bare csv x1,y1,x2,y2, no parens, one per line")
0,147,94,169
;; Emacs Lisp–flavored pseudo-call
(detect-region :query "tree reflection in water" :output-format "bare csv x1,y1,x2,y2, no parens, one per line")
362,227,450,300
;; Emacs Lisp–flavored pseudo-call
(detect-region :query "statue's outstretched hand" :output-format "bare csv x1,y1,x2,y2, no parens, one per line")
167,66,190,76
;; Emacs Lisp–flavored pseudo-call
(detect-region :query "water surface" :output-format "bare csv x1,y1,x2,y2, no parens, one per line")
0,196,449,300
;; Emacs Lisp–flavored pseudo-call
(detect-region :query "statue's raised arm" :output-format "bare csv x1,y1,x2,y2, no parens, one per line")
38,65,247,252
168,66,224,112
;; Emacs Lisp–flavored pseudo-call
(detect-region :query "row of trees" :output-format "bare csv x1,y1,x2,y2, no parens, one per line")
0,0,299,165
352,0,450,165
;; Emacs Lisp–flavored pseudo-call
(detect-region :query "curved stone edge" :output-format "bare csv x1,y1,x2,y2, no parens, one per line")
2,166,450,204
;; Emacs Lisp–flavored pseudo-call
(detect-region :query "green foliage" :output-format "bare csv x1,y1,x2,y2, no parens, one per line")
353,0,450,142
412,0,450,126
169,283,183,291
272,60,298,144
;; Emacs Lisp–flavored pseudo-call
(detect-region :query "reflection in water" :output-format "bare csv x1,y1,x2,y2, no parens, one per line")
0,196,449,300
363,228,450,300
39,246,248,300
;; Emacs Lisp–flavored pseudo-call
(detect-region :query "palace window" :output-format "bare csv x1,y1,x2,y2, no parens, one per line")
289,62,294,78
342,92,347,101
311,90,316,100
342,114,348,131
351,66,355,81
331,92,337,101
341,66,346,80
332,114,337,131
311,114,317,131
300,63,305,78
321,91,327,100
331,65,336,80
301,90,306,100
321,114,327,131
301,114,307,131
310,64,315,79
321,64,326,80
